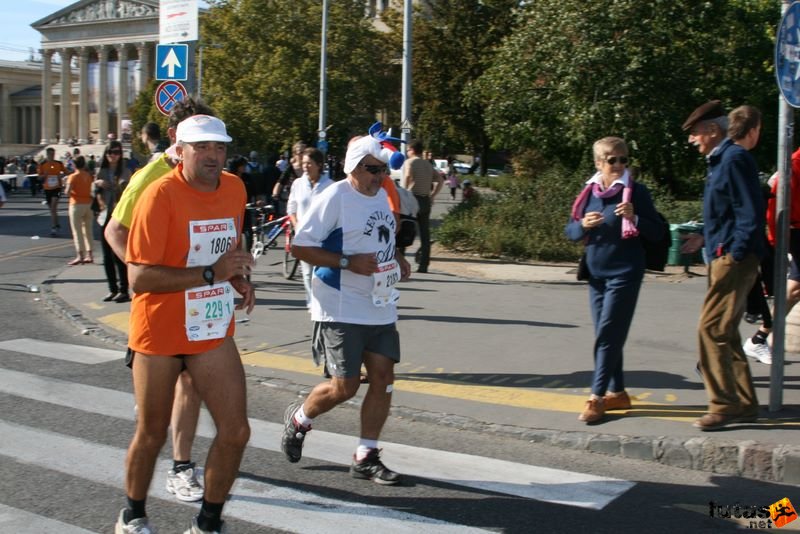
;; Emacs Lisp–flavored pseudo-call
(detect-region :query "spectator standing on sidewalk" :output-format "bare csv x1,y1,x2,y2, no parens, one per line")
38,147,66,232
565,137,664,424
681,102,765,431
140,122,165,164
281,134,411,485
63,156,94,265
94,140,131,303
401,140,442,273
114,114,254,534
105,97,216,507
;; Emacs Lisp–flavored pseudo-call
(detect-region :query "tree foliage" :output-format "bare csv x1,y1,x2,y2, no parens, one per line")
473,0,779,194
394,0,518,164
201,0,397,158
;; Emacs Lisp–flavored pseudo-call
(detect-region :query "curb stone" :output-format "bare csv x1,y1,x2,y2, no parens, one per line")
40,275,799,485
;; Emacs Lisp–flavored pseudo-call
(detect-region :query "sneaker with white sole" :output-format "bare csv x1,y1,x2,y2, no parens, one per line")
743,338,772,364
166,462,204,502
114,509,157,534
184,516,228,534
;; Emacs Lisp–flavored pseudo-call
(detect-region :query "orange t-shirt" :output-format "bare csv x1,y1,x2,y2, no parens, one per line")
126,165,246,356
382,176,401,214
38,160,66,190
66,170,93,205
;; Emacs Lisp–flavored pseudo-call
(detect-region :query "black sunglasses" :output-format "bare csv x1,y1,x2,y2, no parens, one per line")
108,150,122,155
362,164,387,175
605,156,628,165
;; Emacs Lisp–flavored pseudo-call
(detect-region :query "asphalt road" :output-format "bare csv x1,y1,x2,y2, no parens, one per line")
0,191,798,533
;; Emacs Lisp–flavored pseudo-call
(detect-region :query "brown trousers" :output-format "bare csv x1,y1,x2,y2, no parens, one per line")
697,253,759,415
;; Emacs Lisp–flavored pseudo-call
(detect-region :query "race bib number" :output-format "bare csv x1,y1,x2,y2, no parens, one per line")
184,217,238,340
46,175,59,188
184,283,234,341
372,260,400,308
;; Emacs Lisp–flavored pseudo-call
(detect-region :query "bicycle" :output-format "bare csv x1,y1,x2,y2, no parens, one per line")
248,204,299,280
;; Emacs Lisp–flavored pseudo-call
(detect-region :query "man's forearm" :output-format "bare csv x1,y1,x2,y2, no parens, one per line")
128,263,207,294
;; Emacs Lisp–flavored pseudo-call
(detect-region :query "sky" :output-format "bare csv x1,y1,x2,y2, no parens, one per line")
0,0,209,62
0,0,75,62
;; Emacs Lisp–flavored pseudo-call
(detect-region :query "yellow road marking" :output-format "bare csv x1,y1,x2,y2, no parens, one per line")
0,242,71,262
98,311,130,333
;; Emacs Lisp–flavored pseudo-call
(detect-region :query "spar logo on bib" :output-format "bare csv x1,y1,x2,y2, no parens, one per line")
188,287,226,300
193,222,232,233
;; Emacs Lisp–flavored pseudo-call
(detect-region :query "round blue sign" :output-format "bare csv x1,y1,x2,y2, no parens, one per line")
316,139,329,153
776,1,800,108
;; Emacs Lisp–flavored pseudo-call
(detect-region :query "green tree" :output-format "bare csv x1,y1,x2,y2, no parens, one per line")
201,0,397,158
393,0,518,169
474,0,779,194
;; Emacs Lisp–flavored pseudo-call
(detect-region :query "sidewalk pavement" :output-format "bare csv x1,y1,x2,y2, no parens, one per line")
40,241,800,486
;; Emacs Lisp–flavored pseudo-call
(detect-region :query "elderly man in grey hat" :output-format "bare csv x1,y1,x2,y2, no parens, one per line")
115,114,255,534
280,134,411,485
681,101,765,431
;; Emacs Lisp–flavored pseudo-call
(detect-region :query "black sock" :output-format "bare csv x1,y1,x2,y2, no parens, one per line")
124,497,146,523
752,330,769,345
173,459,192,472
197,499,224,532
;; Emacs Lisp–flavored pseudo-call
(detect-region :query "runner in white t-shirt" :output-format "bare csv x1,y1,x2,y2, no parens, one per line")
281,134,411,485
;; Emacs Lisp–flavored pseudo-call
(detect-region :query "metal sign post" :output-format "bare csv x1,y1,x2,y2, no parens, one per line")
771,0,800,410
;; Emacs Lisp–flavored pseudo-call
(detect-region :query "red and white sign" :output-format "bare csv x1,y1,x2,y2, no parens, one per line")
159,0,198,44
154,80,188,116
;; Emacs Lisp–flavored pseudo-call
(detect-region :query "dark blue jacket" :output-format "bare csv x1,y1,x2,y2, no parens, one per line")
565,182,664,278
703,138,765,262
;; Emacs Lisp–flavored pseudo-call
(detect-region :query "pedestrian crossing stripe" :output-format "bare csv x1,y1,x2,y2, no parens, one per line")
0,365,634,510
0,503,95,534
0,338,123,364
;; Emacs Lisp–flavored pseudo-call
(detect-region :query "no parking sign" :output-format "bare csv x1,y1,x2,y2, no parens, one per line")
154,80,188,116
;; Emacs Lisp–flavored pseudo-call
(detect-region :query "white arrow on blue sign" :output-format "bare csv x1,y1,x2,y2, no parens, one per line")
776,1,800,108
155,44,188,81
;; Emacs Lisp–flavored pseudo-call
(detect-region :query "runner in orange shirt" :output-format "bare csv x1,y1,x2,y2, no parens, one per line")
115,115,254,534
38,147,66,235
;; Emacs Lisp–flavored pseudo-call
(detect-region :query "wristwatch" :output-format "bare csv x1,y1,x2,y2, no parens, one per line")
338,255,350,270
202,265,215,285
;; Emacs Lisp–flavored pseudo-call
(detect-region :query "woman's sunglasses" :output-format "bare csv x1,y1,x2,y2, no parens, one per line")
108,150,122,156
605,156,628,165
362,164,387,175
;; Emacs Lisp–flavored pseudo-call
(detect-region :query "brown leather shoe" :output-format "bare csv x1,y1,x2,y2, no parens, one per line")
603,391,632,411
693,412,742,431
578,398,605,423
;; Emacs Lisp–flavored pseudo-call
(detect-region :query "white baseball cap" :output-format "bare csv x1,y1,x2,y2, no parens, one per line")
176,115,232,144
344,135,389,174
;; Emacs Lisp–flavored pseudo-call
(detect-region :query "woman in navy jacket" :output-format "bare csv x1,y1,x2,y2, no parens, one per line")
565,137,664,424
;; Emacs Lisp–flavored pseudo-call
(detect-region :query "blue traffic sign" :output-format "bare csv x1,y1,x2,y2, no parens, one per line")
154,81,188,116
316,139,329,153
155,44,188,81
776,2,800,108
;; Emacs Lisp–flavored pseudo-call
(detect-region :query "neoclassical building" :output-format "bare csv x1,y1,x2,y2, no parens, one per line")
31,0,159,145
0,0,410,149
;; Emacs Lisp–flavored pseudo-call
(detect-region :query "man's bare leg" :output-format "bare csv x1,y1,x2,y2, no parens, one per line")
171,370,201,461
127,353,183,500
360,351,395,440
184,337,250,504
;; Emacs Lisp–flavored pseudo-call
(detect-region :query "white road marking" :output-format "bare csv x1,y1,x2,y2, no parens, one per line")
0,421,489,533
0,338,123,364
0,503,96,533
0,366,634,509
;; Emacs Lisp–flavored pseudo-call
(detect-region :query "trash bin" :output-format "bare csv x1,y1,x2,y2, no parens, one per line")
667,222,704,266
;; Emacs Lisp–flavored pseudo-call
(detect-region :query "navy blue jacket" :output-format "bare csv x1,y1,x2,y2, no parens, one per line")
703,138,765,262
565,182,664,278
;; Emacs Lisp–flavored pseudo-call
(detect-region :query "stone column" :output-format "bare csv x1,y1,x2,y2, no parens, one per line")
59,48,72,143
97,45,109,144
137,42,150,93
40,50,54,143
117,45,128,139
21,106,29,144
78,47,90,144
0,84,10,144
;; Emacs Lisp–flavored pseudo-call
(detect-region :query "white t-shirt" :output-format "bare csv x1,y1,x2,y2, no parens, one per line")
287,173,334,223
293,179,398,325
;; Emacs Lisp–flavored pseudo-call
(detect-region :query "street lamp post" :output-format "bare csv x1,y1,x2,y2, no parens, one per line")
401,0,413,145
318,0,329,154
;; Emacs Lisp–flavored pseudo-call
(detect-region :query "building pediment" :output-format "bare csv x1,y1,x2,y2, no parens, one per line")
32,0,158,29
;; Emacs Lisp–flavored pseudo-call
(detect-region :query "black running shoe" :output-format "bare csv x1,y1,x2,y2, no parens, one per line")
350,449,402,485
281,402,309,463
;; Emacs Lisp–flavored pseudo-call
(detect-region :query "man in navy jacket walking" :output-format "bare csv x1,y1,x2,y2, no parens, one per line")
683,101,764,430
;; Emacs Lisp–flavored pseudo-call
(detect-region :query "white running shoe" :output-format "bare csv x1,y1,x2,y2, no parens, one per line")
166,463,204,502
115,509,157,534
743,338,772,364
184,516,228,534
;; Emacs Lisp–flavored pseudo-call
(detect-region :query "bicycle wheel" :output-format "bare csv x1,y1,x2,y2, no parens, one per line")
282,230,299,280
